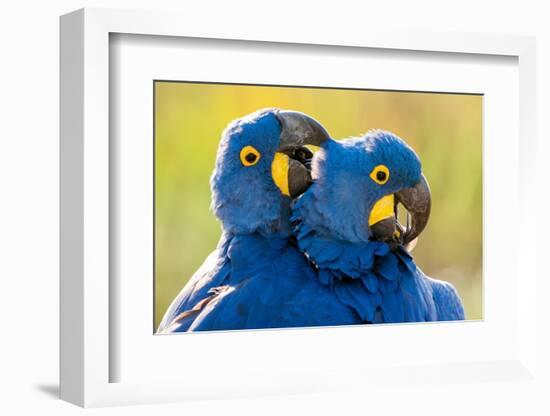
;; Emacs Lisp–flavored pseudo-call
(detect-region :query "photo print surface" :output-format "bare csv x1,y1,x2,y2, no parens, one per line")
154,81,482,333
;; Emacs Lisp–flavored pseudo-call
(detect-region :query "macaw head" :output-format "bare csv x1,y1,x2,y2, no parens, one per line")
302,129,431,249
211,108,329,237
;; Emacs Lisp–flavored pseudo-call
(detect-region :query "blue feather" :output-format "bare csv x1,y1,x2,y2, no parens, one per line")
376,254,399,281
189,241,362,331
429,278,466,320
361,272,378,293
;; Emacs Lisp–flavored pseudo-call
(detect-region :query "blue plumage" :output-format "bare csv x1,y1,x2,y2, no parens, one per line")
159,113,464,333
158,109,360,333
291,130,465,323
187,235,360,331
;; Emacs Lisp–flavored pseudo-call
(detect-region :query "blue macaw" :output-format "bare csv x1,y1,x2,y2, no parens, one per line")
157,109,360,333
291,129,465,323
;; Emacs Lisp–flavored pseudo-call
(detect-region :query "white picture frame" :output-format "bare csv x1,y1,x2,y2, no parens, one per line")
60,7,538,407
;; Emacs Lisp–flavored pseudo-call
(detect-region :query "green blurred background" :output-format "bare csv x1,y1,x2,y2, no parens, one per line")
155,81,483,329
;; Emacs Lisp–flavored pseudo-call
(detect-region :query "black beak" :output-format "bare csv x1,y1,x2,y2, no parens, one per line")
274,110,330,198
395,174,432,249
276,110,330,151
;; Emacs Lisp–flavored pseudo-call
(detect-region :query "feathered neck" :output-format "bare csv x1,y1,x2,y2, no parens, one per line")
291,194,431,323
217,229,290,253
217,229,293,282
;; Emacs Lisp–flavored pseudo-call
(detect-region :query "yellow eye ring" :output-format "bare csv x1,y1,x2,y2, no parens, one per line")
370,164,390,185
240,145,261,167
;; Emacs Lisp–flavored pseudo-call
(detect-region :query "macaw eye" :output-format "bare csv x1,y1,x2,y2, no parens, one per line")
240,145,261,167
370,164,390,185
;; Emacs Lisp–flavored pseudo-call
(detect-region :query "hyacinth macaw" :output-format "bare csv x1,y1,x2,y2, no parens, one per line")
157,109,360,333
291,128,465,323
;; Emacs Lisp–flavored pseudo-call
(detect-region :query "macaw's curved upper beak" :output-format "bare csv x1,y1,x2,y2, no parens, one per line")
369,174,432,251
271,110,330,198
276,110,330,151
395,174,432,248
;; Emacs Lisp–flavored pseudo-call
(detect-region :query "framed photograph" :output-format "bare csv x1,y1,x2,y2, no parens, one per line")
60,8,538,407
153,81,482,334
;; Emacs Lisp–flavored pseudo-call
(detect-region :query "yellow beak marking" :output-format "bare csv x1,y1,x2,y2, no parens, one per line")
368,194,395,226
271,153,290,196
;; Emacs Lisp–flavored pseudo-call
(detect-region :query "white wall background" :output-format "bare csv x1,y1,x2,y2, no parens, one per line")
0,1,548,414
